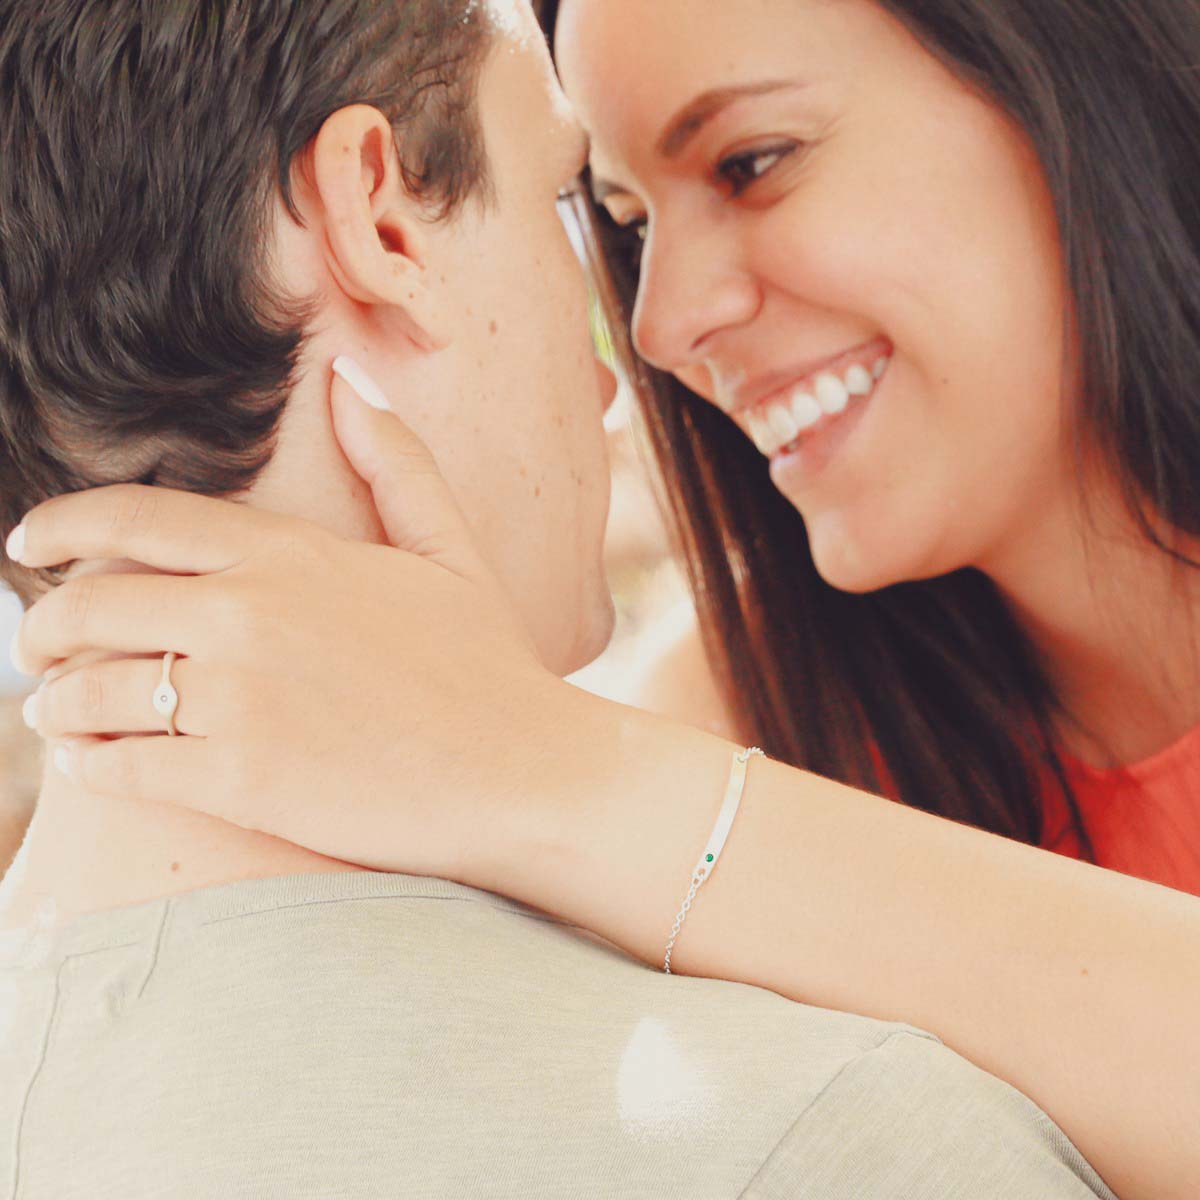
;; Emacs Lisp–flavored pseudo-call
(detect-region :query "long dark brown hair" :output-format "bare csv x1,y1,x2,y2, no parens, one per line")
543,0,1200,848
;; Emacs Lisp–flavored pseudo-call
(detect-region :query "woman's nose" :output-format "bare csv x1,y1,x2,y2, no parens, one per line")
631,226,760,372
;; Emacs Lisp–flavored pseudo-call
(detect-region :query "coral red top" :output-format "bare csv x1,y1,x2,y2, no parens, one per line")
1040,724,1200,896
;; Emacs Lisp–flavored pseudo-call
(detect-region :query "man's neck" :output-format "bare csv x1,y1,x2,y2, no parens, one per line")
0,764,364,932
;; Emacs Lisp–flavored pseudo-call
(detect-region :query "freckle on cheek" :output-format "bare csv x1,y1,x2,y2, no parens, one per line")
489,320,499,336
535,485,542,499
170,862,180,873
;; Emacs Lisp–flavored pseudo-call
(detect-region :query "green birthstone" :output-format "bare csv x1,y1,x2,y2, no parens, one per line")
706,854,714,862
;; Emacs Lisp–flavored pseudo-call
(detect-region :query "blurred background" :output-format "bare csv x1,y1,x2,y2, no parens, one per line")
0,588,44,877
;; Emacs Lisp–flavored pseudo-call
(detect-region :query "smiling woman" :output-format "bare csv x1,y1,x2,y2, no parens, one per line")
548,0,1200,888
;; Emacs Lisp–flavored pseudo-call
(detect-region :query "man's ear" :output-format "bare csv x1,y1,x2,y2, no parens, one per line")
310,105,450,352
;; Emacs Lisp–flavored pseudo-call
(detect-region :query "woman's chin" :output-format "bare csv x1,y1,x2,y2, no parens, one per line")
808,522,926,596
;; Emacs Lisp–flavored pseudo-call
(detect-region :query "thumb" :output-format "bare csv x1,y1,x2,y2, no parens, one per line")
330,356,484,578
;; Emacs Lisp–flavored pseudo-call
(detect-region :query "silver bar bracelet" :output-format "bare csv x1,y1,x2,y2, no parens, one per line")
663,747,765,974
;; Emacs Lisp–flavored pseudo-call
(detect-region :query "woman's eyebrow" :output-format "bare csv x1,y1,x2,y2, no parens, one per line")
589,79,808,204
656,79,807,159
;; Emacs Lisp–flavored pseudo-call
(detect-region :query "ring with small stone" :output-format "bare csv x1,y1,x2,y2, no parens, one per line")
153,652,181,737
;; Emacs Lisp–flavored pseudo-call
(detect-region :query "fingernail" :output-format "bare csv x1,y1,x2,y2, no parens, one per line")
332,356,390,412
22,691,38,730
6,523,26,564
53,745,70,777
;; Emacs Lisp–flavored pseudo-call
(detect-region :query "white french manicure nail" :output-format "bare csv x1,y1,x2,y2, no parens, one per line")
332,356,390,412
22,692,37,731
53,746,70,776
6,523,26,564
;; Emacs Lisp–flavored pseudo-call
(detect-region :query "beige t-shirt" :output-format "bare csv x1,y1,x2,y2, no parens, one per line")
0,870,1114,1199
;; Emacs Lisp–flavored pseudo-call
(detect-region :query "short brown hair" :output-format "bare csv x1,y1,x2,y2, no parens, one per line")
0,0,494,604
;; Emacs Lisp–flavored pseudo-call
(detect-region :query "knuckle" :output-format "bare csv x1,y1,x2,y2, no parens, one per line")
108,486,160,539
213,584,276,656
209,583,257,639
81,670,105,719
220,670,257,725
268,526,329,573
55,670,105,728
61,577,98,637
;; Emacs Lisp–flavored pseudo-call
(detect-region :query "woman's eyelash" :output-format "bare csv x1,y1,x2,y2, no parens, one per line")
716,142,800,196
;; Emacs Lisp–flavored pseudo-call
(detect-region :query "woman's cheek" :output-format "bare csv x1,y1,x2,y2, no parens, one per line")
675,363,719,403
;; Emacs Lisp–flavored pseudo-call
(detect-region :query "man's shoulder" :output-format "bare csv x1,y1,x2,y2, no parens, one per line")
745,1031,1116,1199
139,872,963,1130
2,872,1111,1198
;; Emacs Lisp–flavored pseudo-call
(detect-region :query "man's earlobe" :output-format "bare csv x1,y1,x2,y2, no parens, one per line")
312,106,450,352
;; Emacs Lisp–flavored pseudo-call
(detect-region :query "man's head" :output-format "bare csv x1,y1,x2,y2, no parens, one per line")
0,0,615,675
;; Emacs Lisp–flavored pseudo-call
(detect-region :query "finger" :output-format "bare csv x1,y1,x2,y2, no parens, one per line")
17,573,208,675
32,655,213,739
54,734,217,816
9,484,284,574
331,357,486,579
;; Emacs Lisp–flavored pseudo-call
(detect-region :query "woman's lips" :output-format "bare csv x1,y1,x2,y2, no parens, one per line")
768,360,889,491
742,346,892,460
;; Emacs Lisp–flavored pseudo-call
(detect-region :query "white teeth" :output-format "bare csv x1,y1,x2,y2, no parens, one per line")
768,403,801,445
745,354,890,458
789,389,822,432
844,365,874,397
747,410,775,455
815,373,849,416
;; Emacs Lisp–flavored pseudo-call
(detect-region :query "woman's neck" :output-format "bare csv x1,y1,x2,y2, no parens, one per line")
0,765,363,933
989,498,1200,768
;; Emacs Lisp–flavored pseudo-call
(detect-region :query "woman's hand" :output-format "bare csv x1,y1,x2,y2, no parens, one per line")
10,362,586,883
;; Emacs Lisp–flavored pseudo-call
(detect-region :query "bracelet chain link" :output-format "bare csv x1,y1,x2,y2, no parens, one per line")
663,746,764,974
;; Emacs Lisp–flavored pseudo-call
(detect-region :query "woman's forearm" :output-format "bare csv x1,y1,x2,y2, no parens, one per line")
478,683,1200,1200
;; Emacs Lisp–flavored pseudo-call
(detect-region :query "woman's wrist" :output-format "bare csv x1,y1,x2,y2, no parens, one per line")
475,679,739,966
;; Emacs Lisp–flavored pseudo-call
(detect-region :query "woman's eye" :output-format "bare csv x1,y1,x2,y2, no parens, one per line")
716,142,800,197
617,218,648,274
594,205,649,276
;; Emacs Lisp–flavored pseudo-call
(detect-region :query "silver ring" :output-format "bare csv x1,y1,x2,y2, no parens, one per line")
153,652,180,737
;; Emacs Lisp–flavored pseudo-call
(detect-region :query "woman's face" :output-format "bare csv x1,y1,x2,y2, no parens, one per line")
556,0,1074,593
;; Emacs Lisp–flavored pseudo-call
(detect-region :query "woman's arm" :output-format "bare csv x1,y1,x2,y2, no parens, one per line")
12,379,1197,1200
486,683,1199,1200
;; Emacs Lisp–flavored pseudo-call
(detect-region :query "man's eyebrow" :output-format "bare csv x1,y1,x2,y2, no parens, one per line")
656,80,806,160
